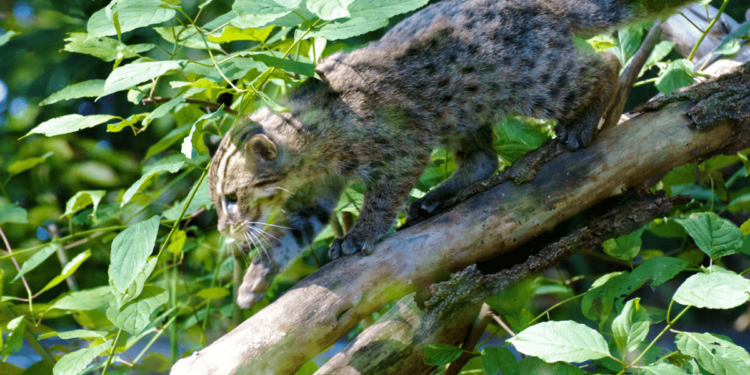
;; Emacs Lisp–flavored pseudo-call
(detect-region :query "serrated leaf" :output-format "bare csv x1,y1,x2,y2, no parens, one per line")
109,216,160,293
40,330,107,340
196,287,231,299
38,250,91,295
24,114,118,138
0,316,25,360
0,203,27,225
154,25,221,50
348,0,428,19
423,343,463,366
308,17,389,40
52,339,113,375
100,60,185,99
603,230,642,261
106,286,168,334
110,257,158,308
307,0,355,20
582,271,627,325
508,321,610,363
656,59,694,95
640,363,689,375
675,332,750,375
61,190,106,220
7,152,53,176
50,286,111,311
676,212,743,260
481,346,518,375
12,243,58,283
612,298,650,353
232,0,301,28
120,162,184,207
87,0,177,38
40,80,106,106
208,25,274,43
673,271,750,309
0,31,18,47
63,33,154,62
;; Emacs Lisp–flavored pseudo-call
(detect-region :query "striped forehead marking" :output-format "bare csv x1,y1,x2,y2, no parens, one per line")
216,142,241,196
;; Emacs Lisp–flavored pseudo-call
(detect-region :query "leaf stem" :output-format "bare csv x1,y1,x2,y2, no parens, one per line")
0,226,34,312
529,293,585,325
687,0,730,62
101,329,123,375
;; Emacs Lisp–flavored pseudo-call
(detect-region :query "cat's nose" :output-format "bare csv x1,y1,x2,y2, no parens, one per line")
218,220,229,232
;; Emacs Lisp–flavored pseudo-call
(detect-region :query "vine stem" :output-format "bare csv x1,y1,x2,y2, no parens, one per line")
616,304,691,374
687,0,730,62
101,328,123,375
0,226,34,312
529,293,585,325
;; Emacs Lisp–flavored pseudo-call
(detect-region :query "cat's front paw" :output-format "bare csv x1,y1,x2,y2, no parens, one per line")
406,195,443,222
329,234,376,259
237,258,278,309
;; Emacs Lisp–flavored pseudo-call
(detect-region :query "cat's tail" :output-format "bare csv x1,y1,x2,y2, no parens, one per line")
557,0,696,35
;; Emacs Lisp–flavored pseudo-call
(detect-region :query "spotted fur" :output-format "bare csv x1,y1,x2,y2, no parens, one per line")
209,0,694,308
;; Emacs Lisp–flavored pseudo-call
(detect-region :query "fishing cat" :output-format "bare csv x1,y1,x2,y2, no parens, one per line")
208,0,695,308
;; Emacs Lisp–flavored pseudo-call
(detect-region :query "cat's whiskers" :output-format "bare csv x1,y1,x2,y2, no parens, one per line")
245,227,270,263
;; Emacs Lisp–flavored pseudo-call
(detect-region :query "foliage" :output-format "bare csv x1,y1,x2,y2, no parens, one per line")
0,0,748,374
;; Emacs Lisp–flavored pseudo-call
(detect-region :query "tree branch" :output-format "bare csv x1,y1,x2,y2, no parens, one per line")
171,63,750,375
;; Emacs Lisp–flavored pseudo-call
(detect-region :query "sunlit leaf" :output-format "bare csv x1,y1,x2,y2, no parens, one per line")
675,331,750,375
233,0,301,28
602,230,642,262
110,257,158,308
676,212,743,260
52,339,112,375
208,25,274,43
656,59,694,96
24,114,118,138
108,216,160,293
196,287,230,299
7,152,53,176
640,363,690,375
673,271,750,309
307,0,355,20
61,190,106,220
612,298,650,353
99,60,186,99
508,321,610,363
87,0,177,38
0,203,27,225
347,0,427,18
38,250,91,295
423,343,463,366
120,162,184,207
106,286,168,334
63,33,154,62
12,243,58,283
0,31,18,47
39,330,107,341
154,25,222,50
0,317,25,360
308,18,388,40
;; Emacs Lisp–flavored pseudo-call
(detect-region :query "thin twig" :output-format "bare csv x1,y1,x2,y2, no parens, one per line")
489,311,516,337
445,303,493,375
0,226,34,311
141,97,239,116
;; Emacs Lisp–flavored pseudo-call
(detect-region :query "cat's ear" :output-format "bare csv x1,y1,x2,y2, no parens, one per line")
245,134,277,161
203,134,223,157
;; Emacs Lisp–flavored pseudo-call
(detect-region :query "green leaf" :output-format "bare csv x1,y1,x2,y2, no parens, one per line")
106,286,168,334
348,0,428,19
582,271,627,325
168,230,186,255
246,53,316,77
603,230,642,261
714,23,750,57
63,33,154,62
423,343,463,366
182,105,225,158
100,60,185,99
675,332,750,375
61,190,106,220
185,57,267,81
642,41,676,73
612,257,689,312
612,298,650,353
24,114,118,138
154,25,221,50
715,40,741,55
673,271,750,309
50,286,111,311
481,346,518,375
52,339,113,375
208,25,274,43
195,287,231,299
141,87,206,128
0,203,27,225
87,0,177,38
233,0,301,28
640,363,689,375
294,361,319,375
676,212,743,260
144,124,193,159
7,152,53,176
120,161,184,207
308,17,389,40
508,321,611,363
656,59,695,96
307,0,355,20
38,250,91,295
613,25,643,65
12,243,58,283
40,80,106,106
0,317,25,360
109,216,160,293
40,329,107,340
111,257,158,309
0,30,18,47
517,357,584,375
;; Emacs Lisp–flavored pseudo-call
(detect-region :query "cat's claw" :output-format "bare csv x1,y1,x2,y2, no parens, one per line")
406,196,443,222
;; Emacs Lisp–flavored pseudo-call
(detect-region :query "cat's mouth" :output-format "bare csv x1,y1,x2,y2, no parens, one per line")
224,220,287,252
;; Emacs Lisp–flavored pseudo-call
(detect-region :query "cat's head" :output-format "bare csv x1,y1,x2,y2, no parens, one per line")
206,115,294,242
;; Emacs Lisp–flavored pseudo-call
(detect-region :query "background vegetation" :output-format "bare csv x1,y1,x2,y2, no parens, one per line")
0,0,749,374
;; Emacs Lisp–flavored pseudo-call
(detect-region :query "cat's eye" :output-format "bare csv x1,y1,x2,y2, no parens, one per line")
225,192,238,203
